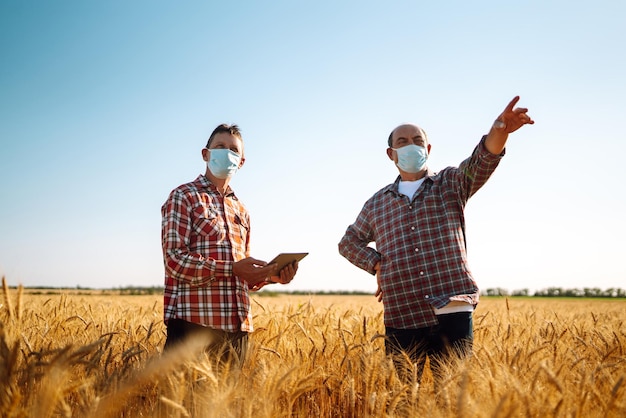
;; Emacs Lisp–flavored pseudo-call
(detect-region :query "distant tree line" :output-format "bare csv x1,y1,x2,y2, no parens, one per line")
482,287,626,298
16,285,626,298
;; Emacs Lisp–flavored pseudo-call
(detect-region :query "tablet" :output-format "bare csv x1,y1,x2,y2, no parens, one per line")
268,252,308,272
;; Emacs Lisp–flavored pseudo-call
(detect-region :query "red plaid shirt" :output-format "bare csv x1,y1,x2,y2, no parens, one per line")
339,137,504,329
161,175,253,332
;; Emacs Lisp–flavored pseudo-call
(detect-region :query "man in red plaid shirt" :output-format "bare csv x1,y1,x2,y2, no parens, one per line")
339,97,534,382
161,124,298,364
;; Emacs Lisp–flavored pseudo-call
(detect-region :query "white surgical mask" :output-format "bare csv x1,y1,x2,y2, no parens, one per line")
207,148,241,179
392,144,428,173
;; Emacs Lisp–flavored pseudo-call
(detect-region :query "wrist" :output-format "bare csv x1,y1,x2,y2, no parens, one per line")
493,119,506,130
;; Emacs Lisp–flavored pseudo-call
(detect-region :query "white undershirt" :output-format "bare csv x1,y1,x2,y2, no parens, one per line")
398,178,425,199
398,179,474,315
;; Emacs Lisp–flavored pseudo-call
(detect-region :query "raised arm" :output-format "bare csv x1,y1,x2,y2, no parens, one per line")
485,96,534,155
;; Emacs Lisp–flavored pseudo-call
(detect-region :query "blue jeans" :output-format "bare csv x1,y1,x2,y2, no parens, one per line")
385,312,473,383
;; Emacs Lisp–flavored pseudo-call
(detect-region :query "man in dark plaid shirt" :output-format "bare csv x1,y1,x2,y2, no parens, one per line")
161,124,298,365
339,97,534,382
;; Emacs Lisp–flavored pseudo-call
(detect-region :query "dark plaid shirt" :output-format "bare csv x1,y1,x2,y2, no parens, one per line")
339,137,504,329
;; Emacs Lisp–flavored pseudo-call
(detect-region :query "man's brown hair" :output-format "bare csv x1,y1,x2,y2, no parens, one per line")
206,124,242,148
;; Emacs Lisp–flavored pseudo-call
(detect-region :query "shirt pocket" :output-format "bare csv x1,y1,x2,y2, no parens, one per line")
193,205,226,240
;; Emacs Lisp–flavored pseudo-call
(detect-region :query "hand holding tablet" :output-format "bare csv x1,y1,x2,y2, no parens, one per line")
269,252,308,271
264,252,308,285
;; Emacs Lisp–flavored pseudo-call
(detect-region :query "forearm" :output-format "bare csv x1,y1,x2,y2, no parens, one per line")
163,248,233,286
484,125,508,155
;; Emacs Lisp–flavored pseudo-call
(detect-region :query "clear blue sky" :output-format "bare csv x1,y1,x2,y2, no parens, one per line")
1,1,625,293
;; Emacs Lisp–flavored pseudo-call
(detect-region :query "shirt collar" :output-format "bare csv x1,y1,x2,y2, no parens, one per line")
196,174,237,198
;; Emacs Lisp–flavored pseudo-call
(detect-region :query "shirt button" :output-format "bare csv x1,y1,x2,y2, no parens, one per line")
414,248,419,252
409,205,413,209
419,271,424,276
411,226,416,230
424,295,430,299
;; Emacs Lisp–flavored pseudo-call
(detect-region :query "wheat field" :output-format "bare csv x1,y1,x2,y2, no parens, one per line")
1,278,625,417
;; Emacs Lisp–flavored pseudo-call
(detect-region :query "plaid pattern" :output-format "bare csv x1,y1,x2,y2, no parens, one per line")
339,137,503,329
161,175,253,332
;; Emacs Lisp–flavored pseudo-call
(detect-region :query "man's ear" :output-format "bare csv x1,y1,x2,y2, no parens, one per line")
386,148,395,161
239,156,246,168
427,144,432,155
202,148,209,162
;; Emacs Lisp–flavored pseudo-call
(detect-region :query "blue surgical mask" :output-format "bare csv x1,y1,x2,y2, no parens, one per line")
393,144,428,173
207,148,241,179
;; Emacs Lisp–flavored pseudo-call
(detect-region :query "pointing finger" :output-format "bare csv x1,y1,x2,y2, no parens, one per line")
504,96,520,113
